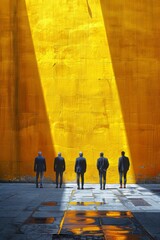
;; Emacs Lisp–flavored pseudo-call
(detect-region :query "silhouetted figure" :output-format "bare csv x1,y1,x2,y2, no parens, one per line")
97,152,109,190
75,152,87,189
34,151,46,188
54,153,65,188
118,151,130,188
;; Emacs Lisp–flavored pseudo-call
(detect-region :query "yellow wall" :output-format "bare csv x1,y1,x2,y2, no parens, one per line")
0,0,160,183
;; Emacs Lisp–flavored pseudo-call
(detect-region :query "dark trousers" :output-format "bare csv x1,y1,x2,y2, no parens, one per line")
36,171,43,187
119,171,127,185
99,171,106,189
56,171,63,187
77,173,84,188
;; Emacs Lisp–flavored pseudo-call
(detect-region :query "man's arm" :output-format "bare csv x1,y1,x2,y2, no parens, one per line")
54,158,56,172
127,157,130,171
84,158,87,172
118,158,121,172
63,158,66,172
34,158,37,172
44,158,46,171
97,159,99,170
74,159,77,172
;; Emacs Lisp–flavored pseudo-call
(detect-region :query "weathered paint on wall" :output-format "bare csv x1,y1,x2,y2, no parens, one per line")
0,0,160,183
100,0,160,182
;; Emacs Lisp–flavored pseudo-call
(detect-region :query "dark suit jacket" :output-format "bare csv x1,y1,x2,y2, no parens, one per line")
97,157,109,172
54,156,65,172
118,156,130,172
75,157,87,173
34,156,46,172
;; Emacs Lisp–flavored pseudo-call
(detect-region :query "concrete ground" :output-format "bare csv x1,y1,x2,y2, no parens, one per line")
0,183,160,239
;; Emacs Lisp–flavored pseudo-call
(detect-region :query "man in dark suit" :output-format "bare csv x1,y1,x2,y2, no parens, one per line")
75,152,87,189
118,151,130,188
34,151,46,188
54,153,65,188
97,152,109,190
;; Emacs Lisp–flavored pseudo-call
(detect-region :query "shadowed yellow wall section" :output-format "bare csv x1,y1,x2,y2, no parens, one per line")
0,0,160,183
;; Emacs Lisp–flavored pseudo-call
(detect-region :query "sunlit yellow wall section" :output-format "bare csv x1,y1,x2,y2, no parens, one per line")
25,0,135,183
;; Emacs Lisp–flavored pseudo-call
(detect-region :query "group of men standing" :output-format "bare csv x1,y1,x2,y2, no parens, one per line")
34,151,130,189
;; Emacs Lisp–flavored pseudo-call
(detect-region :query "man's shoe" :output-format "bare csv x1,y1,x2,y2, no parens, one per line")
124,185,126,188
77,186,80,189
119,185,122,188
56,186,58,188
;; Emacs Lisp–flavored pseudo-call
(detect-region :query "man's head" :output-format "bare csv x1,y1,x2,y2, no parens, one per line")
79,152,83,157
121,151,125,156
58,152,61,157
100,152,104,157
38,151,42,156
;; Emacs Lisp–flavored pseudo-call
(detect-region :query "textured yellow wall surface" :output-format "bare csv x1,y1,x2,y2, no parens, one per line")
0,0,160,183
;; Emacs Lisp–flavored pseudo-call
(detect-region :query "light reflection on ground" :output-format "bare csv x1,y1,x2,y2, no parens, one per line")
54,210,152,239
26,217,54,224
41,201,57,206
69,201,107,206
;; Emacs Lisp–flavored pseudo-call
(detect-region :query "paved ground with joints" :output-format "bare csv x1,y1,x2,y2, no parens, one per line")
0,183,160,239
